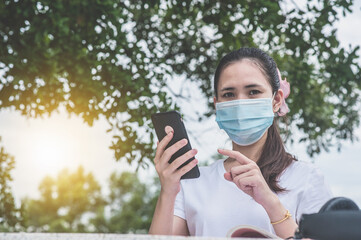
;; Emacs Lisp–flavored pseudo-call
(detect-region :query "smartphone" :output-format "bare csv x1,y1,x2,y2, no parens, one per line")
151,111,200,179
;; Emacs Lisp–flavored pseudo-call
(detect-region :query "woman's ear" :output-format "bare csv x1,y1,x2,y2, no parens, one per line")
272,89,284,113
213,96,217,109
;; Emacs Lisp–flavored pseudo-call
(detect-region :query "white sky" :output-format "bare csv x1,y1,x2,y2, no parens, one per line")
0,2,361,209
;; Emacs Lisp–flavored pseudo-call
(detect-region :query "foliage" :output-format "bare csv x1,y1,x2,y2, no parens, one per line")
23,166,105,232
0,0,360,168
23,167,158,233
91,171,159,233
0,138,22,231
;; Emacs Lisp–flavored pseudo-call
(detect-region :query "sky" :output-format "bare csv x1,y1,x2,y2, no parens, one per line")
1,2,361,209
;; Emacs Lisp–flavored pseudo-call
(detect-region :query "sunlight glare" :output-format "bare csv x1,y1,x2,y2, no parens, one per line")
32,132,73,175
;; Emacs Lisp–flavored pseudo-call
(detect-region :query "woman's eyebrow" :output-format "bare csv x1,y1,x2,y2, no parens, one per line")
244,84,262,89
220,87,236,92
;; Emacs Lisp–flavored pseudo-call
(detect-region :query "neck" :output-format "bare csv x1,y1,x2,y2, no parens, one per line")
232,131,268,162
223,131,268,172
224,134,268,172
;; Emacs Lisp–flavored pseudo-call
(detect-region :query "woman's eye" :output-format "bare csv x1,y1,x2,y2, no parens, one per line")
222,92,234,98
249,90,261,95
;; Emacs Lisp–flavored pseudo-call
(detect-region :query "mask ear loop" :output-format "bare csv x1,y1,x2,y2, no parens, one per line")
272,91,276,100
272,91,278,113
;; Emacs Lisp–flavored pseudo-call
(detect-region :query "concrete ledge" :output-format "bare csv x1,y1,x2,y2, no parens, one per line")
0,233,268,240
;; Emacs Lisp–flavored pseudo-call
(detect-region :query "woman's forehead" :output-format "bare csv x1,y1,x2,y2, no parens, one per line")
218,59,272,89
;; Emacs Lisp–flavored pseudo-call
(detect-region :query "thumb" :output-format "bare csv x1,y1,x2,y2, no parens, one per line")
224,172,233,181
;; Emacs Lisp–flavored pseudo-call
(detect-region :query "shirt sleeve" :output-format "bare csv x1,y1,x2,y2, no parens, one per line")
174,184,186,219
295,166,333,222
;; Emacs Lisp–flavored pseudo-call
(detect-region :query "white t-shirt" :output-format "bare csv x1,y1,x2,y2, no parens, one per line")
174,159,333,237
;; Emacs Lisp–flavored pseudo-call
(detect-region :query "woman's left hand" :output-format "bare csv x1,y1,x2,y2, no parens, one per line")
218,148,278,207
219,149,298,238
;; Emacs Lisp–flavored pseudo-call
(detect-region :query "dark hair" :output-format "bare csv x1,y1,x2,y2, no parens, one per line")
214,47,297,193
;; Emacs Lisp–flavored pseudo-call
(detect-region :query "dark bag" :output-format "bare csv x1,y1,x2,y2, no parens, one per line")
294,197,361,240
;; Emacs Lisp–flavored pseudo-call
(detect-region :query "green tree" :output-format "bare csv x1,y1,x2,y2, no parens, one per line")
23,166,105,232
0,0,360,167
0,138,22,231
91,171,159,233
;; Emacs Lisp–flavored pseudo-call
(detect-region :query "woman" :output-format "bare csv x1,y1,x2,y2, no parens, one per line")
149,47,332,238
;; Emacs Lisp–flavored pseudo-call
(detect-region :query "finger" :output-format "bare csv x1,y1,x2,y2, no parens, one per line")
155,131,174,160
224,172,233,181
238,179,254,193
160,138,188,165
175,158,198,179
217,149,252,165
233,171,258,187
155,125,175,160
169,149,198,172
164,125,174,134
230,164,256,178
233,175,256,191
233,169,257,181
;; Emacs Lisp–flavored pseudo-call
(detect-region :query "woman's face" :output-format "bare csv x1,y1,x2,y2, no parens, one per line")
214,59,284,113
216,59,274,103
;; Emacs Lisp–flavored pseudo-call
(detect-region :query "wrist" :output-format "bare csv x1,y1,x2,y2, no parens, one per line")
261,193,286,222
261,192,280,210
160,188,178,200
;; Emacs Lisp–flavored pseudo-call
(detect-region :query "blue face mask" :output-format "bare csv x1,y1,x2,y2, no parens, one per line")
215,97,274,146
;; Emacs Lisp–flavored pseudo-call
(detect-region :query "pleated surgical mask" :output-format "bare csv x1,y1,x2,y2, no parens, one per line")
215,97,274,146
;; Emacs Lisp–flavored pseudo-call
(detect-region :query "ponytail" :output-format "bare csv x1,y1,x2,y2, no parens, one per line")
257,120,297,193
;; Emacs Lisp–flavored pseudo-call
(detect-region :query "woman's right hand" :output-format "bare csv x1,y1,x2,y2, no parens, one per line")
154,126,198,197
